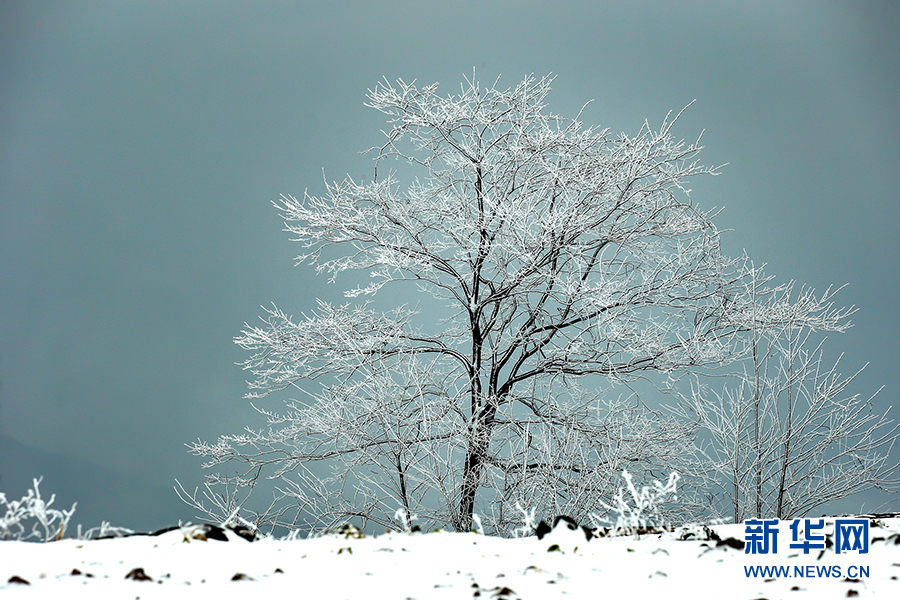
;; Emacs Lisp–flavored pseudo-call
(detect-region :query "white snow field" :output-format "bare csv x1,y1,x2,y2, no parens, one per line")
1,517,899,599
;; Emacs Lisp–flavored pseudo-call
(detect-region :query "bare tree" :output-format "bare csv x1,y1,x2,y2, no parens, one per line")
673,271,900,522
188,74,752,534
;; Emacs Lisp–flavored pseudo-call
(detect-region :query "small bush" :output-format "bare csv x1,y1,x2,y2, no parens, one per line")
1,477,77,542
592,470,680,535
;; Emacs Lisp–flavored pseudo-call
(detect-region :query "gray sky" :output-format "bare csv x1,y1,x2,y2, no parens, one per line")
2,1,899,530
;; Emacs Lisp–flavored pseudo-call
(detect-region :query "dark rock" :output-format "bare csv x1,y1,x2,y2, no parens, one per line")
230,525,257,541
201,524,229,542
716,537,745,551
535,519,551,539
125,567,153,582
535,516,592,541
489,585,518,599
7,575,29,585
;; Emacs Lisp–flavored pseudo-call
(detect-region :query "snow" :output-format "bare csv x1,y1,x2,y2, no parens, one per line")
2,518,899,599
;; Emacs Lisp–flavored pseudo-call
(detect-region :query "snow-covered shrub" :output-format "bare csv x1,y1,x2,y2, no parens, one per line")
0,477,77,542
511,502,538,538
592,470,680,534
471,513,485,535
393,507,419,533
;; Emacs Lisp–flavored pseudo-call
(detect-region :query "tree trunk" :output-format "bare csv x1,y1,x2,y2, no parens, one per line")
775,333,795,519
751,268,762,519
458,404,496,530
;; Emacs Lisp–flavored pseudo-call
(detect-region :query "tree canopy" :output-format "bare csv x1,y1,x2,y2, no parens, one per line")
185,74,895,535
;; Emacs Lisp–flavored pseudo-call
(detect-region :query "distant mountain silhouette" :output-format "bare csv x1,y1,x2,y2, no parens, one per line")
0,433,193,534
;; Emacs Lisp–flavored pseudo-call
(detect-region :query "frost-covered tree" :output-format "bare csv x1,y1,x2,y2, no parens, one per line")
189,74,754,534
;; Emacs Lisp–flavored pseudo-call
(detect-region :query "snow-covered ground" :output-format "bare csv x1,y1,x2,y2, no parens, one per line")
2,517,899,599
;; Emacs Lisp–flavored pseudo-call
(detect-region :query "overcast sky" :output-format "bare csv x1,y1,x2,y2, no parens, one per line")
2,1,899,531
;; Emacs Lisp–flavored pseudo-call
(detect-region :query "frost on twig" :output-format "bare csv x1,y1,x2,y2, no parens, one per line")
0,477,77,542
593,470,680,535
511,502,538,538
173,477,291,536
